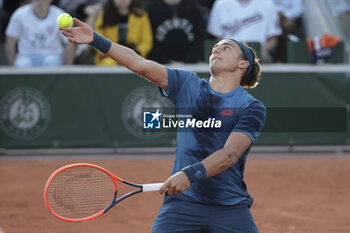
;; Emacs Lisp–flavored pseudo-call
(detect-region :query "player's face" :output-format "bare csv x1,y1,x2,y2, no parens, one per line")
209,39,244,74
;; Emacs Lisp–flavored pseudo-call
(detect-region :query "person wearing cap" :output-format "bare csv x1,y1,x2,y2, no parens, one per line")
60,18,266,233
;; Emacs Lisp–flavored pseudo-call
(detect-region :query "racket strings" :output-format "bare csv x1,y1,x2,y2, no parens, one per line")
47,166,116,219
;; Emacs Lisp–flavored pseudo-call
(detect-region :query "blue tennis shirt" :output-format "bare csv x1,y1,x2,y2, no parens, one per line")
160,67,266,207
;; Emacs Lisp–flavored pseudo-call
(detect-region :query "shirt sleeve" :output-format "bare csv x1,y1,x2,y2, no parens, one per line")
232,100,266,143
159,67,193,104
5,10,21,39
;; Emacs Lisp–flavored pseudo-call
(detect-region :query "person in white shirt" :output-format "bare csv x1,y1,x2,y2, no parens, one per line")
207,0,282,62
5,0,75,67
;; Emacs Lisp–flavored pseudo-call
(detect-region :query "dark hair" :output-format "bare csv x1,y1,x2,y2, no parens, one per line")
240,43,261,89
100,0,143,28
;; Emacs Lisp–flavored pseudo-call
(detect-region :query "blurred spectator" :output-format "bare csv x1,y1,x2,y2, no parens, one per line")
272,0,304,62
5,0,75,67
147,0,205,64
94,0,152,66
207,0,282,63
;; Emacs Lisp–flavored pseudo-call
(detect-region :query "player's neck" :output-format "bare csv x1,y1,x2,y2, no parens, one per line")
209,74,241,94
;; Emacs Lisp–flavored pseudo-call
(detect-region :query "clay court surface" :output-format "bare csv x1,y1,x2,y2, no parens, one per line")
1,154,350,233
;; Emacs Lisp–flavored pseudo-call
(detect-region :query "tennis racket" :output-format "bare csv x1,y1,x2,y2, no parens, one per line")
44,163,163,222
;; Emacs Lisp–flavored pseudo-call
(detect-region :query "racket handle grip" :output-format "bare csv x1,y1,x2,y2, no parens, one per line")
142,183,164,192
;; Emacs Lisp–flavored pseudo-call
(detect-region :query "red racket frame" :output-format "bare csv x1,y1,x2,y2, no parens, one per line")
44,163,146,222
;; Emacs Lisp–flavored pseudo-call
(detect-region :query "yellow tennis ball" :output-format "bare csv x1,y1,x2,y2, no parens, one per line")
57,13,73,29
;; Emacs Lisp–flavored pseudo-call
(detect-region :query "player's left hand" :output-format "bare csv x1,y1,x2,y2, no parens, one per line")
159,171,191,196
59,18,94,44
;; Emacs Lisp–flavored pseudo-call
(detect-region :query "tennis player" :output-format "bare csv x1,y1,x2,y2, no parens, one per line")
60,18,266,233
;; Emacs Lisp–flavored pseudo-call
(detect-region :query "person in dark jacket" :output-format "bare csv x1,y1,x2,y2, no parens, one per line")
147,0,205,64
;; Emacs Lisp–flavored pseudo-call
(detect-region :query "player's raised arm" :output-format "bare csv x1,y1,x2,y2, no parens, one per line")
60,18,168,90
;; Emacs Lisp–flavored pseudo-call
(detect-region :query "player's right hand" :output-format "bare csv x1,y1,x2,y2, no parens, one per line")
159,171,191,196
59,18,94,45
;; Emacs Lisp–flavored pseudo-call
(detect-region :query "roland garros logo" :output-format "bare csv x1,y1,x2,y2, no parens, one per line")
0,87,51,140
121,86,172,140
